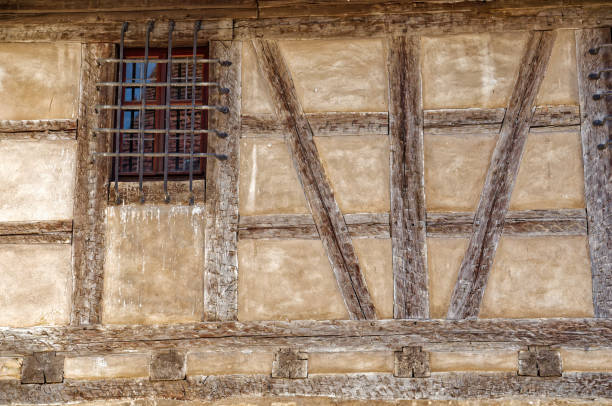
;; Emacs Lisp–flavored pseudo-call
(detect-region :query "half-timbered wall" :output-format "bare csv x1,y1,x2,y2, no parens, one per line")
0,3,611,404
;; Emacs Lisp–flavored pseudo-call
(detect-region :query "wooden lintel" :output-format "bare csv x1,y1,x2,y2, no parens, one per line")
2,372,612,403
203,41,242,322
251,39,376,320
107,180,205,206
0,220,73,244
70,43,115,326
0,119,77,140
447,31,557,320
238,209,587,240
241,106,579,138
575,28,612,318
2,318,612,356
388,36,428,319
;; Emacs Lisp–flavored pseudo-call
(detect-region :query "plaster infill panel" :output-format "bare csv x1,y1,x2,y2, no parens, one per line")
0,358,22,380
353,238,393,319
480,236,593,318
424,132,497,213
102,205,205,325
429,351,516,372
0,244,71,327
242,39,388,114
510,129,585,210
536,29,579,106
239,137,309,216
64,354,149,380
187,351,273,376
0,139,76,222
428,236,593,319
309,352,393,374
559,349,612,372
238,239,349,321
0,43,81,120
315,135,390,214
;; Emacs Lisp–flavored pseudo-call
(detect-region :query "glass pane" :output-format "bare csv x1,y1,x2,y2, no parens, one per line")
165,109,205,173
123,61,160,102
170,62,204,101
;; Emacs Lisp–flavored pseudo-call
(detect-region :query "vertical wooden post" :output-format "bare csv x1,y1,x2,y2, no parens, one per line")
575,28,612,318
71,43,114,325
204,41,242,321
387,36,428,319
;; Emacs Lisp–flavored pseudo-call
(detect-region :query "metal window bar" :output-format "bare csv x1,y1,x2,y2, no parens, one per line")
94,19,230,203
593,91,612,100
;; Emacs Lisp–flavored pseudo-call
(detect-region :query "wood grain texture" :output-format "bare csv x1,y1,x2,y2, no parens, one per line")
150,350,186,381
2,372,612,403
204,41,242,322
0,220,73,244
0,0,256,13
234,6,612,40
20,352,64,384
242,106,578,138
0,119,77,140
394,347,430,378
575,28,612,318
271,348,308,379
108,180,205,205
388,36,428,319
446,31,557,320
251,39,376,320
238,209,586,239
3,319,612,356
70,43,114,326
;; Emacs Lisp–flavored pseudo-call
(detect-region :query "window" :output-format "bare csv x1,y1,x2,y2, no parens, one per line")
114,47,209,180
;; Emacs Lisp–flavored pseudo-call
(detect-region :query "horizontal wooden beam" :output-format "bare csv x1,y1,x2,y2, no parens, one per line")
107,180,205,205
0,119,77,140
241,106,578,138
2,318,611,356
235,5,612,39
0,220,73,244
238,209,587,239
2,372,612,403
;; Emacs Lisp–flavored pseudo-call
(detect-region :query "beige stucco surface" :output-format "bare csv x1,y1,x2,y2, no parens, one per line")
238,238,392,321
0,43,81,120
64,354,149,380
238,239,349,321
0,357,21,380
0,244,71,327
510,129,585,210
353,238,393,319
425,133,496,213
309,352,393,374
102,205,205,325
421,30,576,109
242,39,388,114
239,137,309,216
0,139,76,222
429,351,516,372
535,29,579,106
315,136,390,214
482,236,593,318
278,39,388,113
428,236,593,318
559,349,612,372
187,351,273,376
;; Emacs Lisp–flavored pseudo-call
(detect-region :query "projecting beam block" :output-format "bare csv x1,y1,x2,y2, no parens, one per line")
518,346,562,377
21,352,64,384
272,348,308,379
394,347,430,378
150,350,186,381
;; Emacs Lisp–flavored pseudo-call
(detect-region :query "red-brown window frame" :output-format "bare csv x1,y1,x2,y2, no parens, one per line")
113,46,210,181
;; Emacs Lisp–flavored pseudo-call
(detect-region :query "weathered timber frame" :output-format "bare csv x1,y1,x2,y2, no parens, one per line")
1,2,612,404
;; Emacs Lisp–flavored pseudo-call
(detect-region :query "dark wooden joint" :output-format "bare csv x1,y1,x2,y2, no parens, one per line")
271,348,308,379
394,347,430,378
518,346,562,377
21,352,64,384
150,350,186,381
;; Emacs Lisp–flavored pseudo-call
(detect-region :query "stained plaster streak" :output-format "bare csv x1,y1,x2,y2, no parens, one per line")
102,205,205,325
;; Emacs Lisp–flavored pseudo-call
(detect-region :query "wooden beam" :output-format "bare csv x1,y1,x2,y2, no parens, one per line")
234,6,612,40
241,106,578,138
388,36,428,319
70,43,114,326
238,209,586,239
108,180,205,205
0,220,73,244
204,41,242,322
251,39,376,320
2,319,611,356
447,31,557,320
2,372,612,403
575,28,612,318
0,119,77,140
